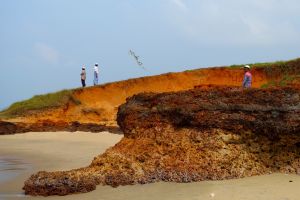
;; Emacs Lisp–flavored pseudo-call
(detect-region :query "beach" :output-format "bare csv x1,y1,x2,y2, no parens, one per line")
0,132,299,200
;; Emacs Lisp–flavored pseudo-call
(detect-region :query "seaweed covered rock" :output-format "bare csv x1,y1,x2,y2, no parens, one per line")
23,86,300,196
117,86,300,139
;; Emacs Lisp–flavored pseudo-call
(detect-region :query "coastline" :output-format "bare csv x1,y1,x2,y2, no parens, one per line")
0,131,123,199
0,132,299,200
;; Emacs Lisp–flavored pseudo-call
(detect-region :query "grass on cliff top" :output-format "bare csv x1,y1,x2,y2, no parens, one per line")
0,89,81,118
229,58,300,69
183,58,300,73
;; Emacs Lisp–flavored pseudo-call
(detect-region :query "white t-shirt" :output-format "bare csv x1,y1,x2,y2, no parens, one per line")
94,66,99,74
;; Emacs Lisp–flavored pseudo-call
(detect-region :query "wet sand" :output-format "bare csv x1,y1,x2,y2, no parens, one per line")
0,132,299,200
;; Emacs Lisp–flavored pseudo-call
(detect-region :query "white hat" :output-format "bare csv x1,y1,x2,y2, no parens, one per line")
244,65,250,69
95,63,98,66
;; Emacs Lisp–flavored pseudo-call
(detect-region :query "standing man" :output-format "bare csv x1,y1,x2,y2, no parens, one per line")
242,65,252,88
80,65,86,87
93,63,99,86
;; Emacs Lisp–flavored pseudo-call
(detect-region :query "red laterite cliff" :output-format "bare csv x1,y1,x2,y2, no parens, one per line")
23,86,300,196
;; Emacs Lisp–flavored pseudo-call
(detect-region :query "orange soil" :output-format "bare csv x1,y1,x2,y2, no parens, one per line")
7,67,278,125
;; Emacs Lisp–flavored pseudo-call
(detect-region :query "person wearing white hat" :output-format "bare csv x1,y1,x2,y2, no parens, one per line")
242,65,252,88
80,65,86,87
93,63,99,86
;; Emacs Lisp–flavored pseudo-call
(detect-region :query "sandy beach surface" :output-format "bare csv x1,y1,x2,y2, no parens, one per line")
0,132,299,200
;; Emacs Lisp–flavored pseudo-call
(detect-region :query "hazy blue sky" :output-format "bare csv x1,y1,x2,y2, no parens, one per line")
1,0,300,109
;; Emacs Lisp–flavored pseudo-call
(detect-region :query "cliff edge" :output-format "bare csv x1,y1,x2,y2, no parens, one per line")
2,58,300,129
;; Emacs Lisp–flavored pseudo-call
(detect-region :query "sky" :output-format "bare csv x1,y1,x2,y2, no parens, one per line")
1,0,300,109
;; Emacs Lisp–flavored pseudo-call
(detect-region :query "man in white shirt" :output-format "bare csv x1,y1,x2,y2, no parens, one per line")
80,65,86,87
93,63,99,86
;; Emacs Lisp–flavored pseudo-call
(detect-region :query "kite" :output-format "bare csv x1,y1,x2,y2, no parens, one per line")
129,50,146,70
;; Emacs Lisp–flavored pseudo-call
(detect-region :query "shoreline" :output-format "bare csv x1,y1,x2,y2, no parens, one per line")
0,132,299,200
0,131,123,199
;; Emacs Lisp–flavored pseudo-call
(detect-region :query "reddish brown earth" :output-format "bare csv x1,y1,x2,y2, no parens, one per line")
4,58,300,130
23,86,300,196
0,120,121,135
8,67,263,126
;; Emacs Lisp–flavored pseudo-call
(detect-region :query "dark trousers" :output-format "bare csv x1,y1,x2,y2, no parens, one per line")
81,79,86,87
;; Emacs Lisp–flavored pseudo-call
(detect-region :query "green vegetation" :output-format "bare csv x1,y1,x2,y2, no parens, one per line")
0,89,81,118
184,58,300,72
261,74,300,88
260,81,277,89
229,58,300,69
229,58,300,88
279,75,296,87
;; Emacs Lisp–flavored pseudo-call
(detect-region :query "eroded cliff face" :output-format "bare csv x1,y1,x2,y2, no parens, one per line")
7,58,300,126
23,86,300,196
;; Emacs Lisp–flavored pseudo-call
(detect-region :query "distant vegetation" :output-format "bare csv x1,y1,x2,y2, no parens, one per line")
0,89,80,118
229,58,300,88
261,75,300,88
229,58,300,69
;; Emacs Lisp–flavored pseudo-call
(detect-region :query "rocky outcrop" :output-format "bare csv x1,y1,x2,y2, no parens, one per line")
0,121,18,134
23,86,300,196
0,120,121,135
118,86,300,138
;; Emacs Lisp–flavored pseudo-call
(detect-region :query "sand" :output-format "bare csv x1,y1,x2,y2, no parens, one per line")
0,132,299,200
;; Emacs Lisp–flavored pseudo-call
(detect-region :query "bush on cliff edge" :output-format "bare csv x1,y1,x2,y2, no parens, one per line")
0,89,81,118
